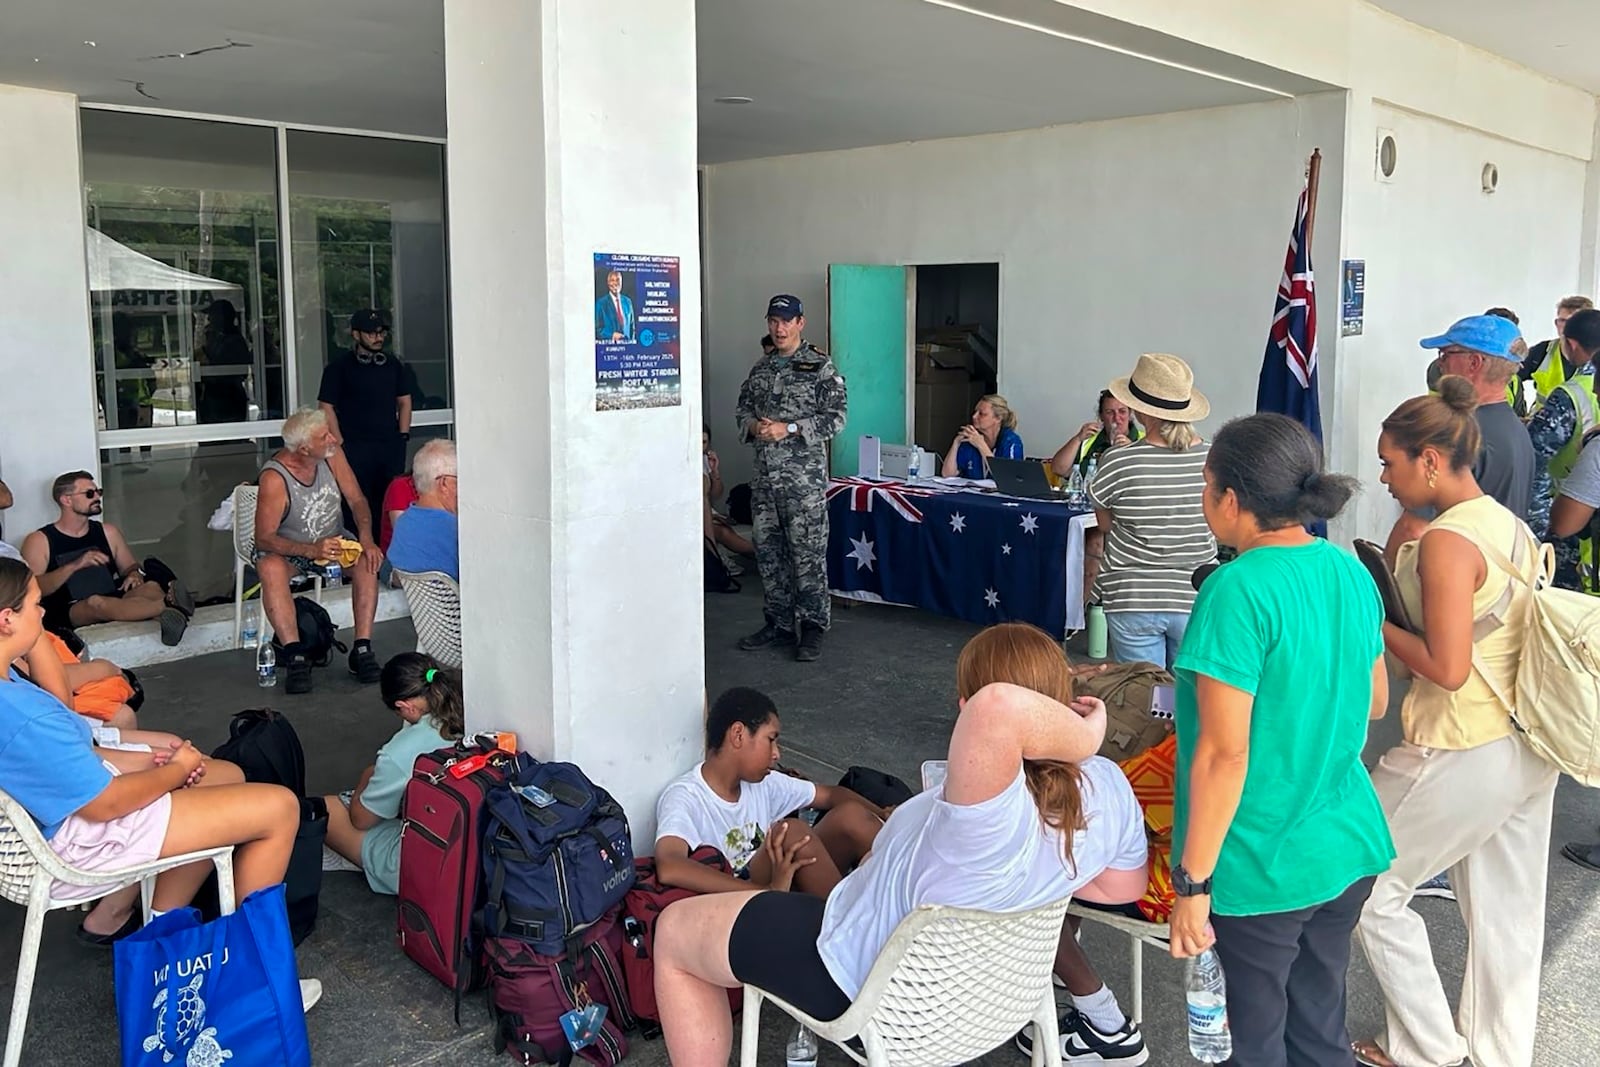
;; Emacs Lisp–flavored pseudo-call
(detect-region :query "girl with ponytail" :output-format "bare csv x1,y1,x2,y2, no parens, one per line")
323,652,464,895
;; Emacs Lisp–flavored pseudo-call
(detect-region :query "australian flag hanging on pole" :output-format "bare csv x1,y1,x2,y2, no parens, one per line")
1256,179,1321,441
1256,175,1326,536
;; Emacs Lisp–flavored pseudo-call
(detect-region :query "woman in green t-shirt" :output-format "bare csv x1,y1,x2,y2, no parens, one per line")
1167,414,1396,1067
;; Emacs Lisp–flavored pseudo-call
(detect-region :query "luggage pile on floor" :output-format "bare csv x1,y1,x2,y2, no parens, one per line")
397,738,699,1064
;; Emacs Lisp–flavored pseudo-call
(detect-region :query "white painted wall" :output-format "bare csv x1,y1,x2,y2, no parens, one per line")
0,85,98,541
445,0,703,849
1049,0,1595,158
1329,103,1590,541
703,95,1347,491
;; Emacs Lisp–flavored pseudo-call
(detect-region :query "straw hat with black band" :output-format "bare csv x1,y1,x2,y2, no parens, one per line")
1108,353,1210,423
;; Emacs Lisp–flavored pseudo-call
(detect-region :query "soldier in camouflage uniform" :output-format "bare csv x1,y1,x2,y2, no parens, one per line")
735,295,848,662
1529,307,1600,591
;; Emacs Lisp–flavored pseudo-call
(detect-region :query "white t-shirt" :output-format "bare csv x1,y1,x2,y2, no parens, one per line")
653,762,818,872
817,756,1147,998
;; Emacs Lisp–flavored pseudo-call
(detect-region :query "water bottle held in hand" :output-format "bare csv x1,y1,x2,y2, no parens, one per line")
785,1024,819,1067
256,641,277,688
1186,947,1231,1063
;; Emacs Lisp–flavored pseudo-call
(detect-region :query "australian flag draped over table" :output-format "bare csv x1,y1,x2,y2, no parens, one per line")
1256,169,1326,536
825,477,1076,638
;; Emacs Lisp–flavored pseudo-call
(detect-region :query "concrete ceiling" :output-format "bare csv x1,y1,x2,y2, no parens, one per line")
1370,0,1600,95
0,0,1333,159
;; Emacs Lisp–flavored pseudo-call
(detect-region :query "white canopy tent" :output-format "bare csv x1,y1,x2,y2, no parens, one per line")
85,226,241,294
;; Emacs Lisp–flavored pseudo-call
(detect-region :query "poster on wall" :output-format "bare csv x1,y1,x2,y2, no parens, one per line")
593,252,681,411
1341,259,1365,336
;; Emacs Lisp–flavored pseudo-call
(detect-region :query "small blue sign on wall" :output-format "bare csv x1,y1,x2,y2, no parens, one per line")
1341,259,1365,337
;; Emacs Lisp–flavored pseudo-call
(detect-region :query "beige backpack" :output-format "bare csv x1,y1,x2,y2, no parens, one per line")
1075,661,1175,763
1451,521,1600,785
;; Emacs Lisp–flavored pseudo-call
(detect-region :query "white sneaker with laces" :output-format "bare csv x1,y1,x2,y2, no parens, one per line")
300,978,323,1013
322,845,361,873
1015,1008,1149,1066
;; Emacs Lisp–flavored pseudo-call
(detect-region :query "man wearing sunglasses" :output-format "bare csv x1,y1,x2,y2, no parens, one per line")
21,471,194,645
318,309,417,536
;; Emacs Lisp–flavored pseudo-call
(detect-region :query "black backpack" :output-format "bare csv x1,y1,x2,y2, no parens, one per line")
209,709,326,944
277,595,344,667
704,539,740,594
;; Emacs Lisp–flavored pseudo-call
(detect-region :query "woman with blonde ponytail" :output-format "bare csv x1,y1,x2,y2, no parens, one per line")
322,652,464,895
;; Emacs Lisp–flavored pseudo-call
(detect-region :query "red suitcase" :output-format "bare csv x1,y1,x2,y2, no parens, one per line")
397,743,513,1018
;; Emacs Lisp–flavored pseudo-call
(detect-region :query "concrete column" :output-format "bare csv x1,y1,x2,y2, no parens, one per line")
1580,107,1600,299
0,85,98,538
444,0,704,847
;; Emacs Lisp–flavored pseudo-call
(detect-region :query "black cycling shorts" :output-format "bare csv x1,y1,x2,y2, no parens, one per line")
727,891,851,1023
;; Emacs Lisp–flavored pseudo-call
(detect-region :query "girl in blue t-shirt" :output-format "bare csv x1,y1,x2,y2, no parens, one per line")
0,558,304,939
321,653,461,895
940,394,1025,479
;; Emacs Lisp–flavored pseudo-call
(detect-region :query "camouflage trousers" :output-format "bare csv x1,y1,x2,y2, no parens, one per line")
751,478,830,632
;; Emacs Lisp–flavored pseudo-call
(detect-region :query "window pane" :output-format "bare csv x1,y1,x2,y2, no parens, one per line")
81,111,285,429
100,440,281,602
285,132,451,412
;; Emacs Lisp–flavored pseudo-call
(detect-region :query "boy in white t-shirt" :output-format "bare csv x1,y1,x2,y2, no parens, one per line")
654,687,889,897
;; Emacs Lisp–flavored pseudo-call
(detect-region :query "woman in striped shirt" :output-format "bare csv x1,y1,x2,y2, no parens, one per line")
1086,353,1217,667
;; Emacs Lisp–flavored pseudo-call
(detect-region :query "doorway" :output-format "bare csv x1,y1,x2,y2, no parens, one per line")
910,263,999,456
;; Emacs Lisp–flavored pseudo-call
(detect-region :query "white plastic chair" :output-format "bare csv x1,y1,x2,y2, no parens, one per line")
1065,902,1170,1024
740,898,1071,1067
232,484,322,649
0,787,235,1067
393,569,462,668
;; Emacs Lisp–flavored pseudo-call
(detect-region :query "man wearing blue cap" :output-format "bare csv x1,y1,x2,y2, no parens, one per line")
1418,315,1535,520
734,295,848,662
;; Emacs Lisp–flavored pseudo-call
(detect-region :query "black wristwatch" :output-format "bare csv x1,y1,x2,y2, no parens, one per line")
400,432,410,441
1172,864,1213,897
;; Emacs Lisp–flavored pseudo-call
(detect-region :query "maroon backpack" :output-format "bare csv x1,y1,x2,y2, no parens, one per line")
619,848,742,1036
398,743,514,1018
484,908,637,1065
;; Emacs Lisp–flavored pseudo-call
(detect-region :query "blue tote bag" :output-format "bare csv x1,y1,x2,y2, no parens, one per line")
113,883,311,1067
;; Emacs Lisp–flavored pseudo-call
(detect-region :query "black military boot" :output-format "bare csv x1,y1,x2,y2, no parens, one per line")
738,619,796,651
795,623,824,663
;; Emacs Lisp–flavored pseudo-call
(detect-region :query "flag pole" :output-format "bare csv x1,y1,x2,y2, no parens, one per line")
1304,148,1322,250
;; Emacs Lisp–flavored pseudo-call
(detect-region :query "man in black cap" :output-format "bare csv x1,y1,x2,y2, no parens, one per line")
735,295,848,662
318,309,416,527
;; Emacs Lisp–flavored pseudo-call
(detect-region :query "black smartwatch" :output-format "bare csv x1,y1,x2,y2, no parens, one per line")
400,432,411,441
1172,864,1213,897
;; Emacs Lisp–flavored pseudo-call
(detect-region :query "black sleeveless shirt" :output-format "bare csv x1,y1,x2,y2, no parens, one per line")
38,522,118,620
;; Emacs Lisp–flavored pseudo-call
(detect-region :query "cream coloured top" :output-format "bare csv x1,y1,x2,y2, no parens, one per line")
1395,495,1536,750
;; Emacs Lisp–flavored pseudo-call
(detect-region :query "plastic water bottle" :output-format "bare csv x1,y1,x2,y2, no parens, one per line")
785,1024,819,1067
1186,948,1232,1063
906,448,922,482
256,641,277,688
1084,455,1099,493
241,601,260,649
323,560,343,589
1065,466,1085,506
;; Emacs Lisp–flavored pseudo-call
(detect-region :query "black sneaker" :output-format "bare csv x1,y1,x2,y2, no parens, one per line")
1015,1008,1149,1066
158,607,188,646
1414,873,1456,900
737,622,796,651
285,648,314,695
795,624,824,663
349,644,381,684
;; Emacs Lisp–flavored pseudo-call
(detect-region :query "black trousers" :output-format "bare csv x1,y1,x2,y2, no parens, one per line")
341,435,402,533
1208,875,1376,1067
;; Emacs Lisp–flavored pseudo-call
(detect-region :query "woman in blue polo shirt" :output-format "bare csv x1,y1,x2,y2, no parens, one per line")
940,394,1024,479
0,557,301,922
